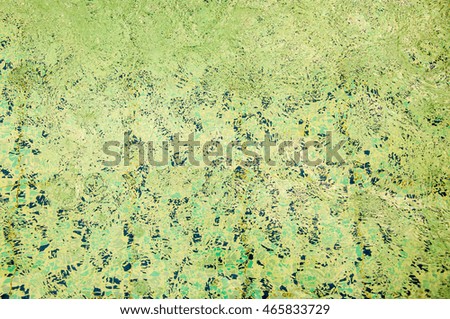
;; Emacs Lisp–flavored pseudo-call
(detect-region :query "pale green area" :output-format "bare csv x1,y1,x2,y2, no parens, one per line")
0,0,448,298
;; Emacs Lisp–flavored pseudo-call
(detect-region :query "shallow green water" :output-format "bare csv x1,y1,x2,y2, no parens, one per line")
0,1,449,298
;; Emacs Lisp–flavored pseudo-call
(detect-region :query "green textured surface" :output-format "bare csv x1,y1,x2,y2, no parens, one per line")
0,0,449,298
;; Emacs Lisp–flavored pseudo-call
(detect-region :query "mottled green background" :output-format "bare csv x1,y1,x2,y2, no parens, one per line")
0,0,449,298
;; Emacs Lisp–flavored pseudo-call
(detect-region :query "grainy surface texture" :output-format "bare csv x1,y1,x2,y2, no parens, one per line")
0,0,449,298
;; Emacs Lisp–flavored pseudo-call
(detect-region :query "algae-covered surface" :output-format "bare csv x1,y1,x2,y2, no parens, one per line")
0,1,449,298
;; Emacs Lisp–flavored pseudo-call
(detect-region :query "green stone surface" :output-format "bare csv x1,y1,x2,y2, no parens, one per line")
0,0,448,298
